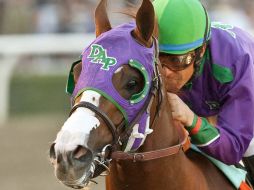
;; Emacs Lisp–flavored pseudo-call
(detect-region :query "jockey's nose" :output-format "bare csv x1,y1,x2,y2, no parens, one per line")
163,66,174,77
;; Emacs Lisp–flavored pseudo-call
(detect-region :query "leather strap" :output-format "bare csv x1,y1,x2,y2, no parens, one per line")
111,124,191,162
69,101,118,142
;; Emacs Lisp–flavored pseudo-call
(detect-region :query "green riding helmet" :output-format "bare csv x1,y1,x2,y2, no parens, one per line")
153,0,211,55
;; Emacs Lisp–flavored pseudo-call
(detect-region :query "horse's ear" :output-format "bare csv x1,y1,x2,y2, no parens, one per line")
95,0,112,37
73,62,82,84
133,0,154,47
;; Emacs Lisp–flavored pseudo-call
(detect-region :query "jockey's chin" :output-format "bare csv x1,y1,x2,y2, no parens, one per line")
164,79,182,93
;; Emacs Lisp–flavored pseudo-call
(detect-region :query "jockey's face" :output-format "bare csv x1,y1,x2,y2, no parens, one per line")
160,51,195,92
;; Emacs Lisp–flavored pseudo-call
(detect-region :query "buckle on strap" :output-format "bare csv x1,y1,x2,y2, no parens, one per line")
133,154,145,162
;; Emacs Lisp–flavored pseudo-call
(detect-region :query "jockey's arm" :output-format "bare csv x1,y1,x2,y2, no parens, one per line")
169,56,254,165
188,58,254,165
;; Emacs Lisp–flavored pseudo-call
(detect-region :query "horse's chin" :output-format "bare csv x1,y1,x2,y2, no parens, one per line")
55,161,95,189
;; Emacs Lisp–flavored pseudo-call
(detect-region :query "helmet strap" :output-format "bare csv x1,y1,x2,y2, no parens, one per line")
188,46,204,83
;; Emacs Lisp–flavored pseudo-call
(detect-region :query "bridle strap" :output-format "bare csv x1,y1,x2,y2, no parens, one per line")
69,101,118,143
118,83,157,144
118,37,163,145
111,124,191,162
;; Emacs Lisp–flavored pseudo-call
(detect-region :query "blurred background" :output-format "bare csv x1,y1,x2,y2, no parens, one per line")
0,0,254,190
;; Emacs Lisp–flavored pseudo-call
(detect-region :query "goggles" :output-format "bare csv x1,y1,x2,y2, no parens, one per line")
159,51,196,71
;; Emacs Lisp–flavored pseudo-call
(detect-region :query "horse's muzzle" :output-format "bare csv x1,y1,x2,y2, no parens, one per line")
49,143,94,188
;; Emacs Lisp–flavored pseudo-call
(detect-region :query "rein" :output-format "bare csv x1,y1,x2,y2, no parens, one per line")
111,124,190,162
69,101,119,143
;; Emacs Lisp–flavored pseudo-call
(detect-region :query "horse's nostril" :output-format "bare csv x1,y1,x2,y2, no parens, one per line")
73,145,88,159
49,143,56,160
72,145,91,162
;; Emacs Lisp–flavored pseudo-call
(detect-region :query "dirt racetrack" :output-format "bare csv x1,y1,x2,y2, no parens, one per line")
0,114,105,190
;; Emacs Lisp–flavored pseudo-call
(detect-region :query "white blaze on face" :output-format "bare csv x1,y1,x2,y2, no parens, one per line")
54,90,101,155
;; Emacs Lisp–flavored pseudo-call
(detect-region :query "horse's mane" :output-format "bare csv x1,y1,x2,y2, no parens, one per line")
114,2,137,19
113,4,159,38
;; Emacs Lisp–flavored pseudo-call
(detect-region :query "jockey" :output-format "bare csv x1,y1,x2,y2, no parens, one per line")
153,0,254,185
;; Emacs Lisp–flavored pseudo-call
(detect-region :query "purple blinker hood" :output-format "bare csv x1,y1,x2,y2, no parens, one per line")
72,22,155,151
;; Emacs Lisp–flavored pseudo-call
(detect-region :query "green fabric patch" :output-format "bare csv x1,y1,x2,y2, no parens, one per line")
190,117,220,145
211,63,234,83
183,81,193,90
186,114,198,129
66,59,82,95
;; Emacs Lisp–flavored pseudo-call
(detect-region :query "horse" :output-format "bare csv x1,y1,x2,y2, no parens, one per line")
49,0,235,189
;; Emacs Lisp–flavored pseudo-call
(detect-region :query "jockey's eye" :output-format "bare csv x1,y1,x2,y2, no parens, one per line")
126,79,138,91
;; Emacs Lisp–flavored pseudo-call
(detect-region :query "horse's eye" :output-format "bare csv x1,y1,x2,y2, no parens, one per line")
126,80,137,91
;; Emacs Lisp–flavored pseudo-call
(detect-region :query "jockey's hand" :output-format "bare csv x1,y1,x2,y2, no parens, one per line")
167,93,195,127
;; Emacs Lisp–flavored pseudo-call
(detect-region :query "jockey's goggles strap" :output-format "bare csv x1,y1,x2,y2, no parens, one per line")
202,4,209,45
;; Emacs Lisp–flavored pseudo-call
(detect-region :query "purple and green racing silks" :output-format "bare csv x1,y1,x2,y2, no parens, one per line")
180,22,254,164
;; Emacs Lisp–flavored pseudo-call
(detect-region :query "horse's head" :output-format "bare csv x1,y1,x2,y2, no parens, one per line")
49,0,157,188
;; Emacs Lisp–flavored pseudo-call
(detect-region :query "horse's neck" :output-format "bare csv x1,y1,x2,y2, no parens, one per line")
107,96,233,190
107,96,208,190
141,98,179,151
